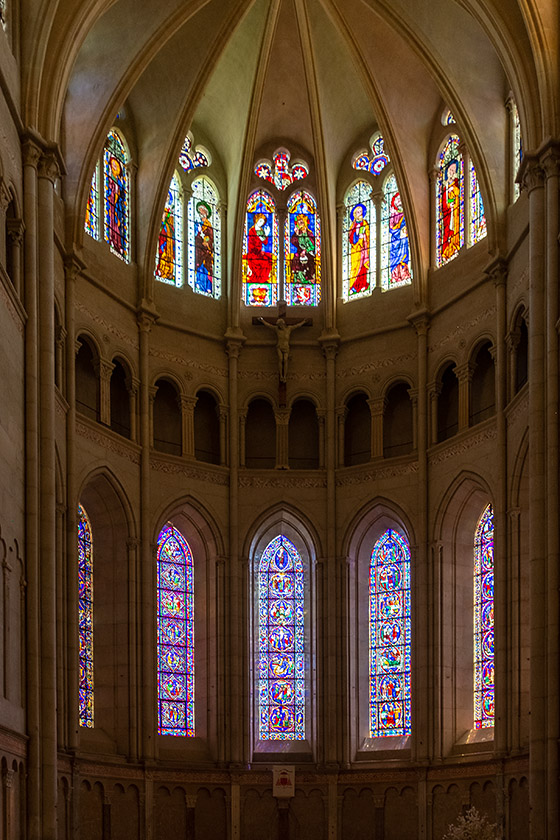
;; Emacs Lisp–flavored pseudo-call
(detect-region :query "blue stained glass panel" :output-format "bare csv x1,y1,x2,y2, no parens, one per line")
258,536,305,740
474,504,494,729
157,524,195,737
381,174,412,290
187,177,221,299
103,130,129,262
369,529,411,737
78,504,94,728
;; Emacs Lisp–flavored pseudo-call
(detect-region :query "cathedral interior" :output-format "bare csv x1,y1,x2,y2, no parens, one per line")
0,0,558,837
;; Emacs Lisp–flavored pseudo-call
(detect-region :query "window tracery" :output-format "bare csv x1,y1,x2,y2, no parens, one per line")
353,133,390,175
78,504,94,728
257,535,305,741
255,148,309,191
179,133,210,173
157,524,195,737
369,529,411,738
474,504,494,729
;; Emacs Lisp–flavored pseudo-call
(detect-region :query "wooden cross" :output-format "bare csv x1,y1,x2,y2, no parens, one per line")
253,301,313,407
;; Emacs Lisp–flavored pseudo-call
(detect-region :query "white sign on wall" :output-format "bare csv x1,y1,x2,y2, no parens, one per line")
272,766,295,798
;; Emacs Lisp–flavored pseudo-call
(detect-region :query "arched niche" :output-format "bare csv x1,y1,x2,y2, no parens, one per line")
194,389,220,464
343,498,415,759
383,382,413,457
245,397,276,469
153,377,181,455
344,392,371,466
244,507,320,761
153,498,222,762
433,473,494,755
75,335,100,422
469,341,495,426
288,398,319,469
110,357,132,438
78,471,136,757
437,362,458,442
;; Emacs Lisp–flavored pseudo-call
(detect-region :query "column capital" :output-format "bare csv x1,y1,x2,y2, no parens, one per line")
517,154,545,193
408,308,430,336
539,142,560,179
319,329,340,360
149,385,158,403
367,396,386,416
224,328,246,359
180,394,197,410
6,217,24,245
95,358,115,382
506,328,521,352
428,166,439,186
335,405,348,420
38,145,65,182
3,769,14,789
455,361,473,383
218,405,229,420
136,305,159,333
64,252,86,282
55,324,68,347
407,387,419,406
185,794,197,809
428,380,442,399
129,376,140,396
275,408,290,425
485,255,508,287
21,130,43,169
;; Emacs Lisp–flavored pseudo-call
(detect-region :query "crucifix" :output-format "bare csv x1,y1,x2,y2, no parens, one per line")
253,301,312,406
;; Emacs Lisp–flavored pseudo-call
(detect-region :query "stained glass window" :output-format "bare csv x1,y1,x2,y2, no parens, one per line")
469,163,487,245
255,148,309,191
179,134,209,174
285,190,321,306
353,134,390,175
85,162,100,240
381,174,412,290
369,529,411,738
242,189,279,307
474,504,494,729
157,524,195,737
342,181,375,301
155,174,183,286
443,109,456,125
436,135,464,267
512,101,522,201
187,177,221,298
0,0,6,31
258,535,305,740
78,504,94,728
103,130,129,261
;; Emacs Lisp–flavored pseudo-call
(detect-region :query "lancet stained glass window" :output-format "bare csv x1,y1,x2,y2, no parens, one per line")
381,174,412,290
242,189,279,307
157,524,195,737
285,190,321,306
469,163,487,245
369,529,411,738
474,504,494,729
179,134,209,173
353,134,390,175
103,130,129,261
436,135,464,267
0,0,6,32
342,181,375,301
155,174,183,285
258,536,305,740
85,162,100,240
78,504,94,728
512,102,522,201
187,177,221,298
255,148,309,191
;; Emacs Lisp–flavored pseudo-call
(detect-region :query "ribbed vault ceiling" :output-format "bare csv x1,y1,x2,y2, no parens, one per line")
22,0,557,293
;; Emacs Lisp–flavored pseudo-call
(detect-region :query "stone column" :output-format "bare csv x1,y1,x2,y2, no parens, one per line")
225,332,245,762
22,133,41,840
542,144,560,835
97,358,114,426
38,145,63,840
428,382,440,445
373,794,384,840
6,217,24,294
180,395,196,457
238,410,247,468
137,309,158,762
319,332,340,765
3,768,14,840
218,406,228,466
129,377,140,443
55,322,66,391
185,793,197,840
455,362,472,432
275,408,290,469
368,397,385,459
487,258,508,755
506,328,520,402
216,556,227,764
148,385,157,448
336,406,346,467
520,156,547,838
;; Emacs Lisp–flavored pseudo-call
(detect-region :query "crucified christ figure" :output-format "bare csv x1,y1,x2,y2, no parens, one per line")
258,316,309,382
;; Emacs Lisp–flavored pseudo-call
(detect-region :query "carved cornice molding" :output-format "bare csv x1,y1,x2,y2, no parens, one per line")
428,426,497,466
75,301,137,348
428,307,496,354
238,473,327,489
338,351,415,379
76,419,141,464
336,460,418,486
150,456,229,486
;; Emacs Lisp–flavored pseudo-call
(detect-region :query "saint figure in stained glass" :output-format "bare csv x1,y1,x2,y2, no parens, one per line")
187,177,221,298
369,529,411,738
343,181,374,300
243,190,278,307
155,174,182,285
157,524,195,737
257,536,305,740
474,504,494,729
381,174,412,289
103,130,129,261
437,136,464,266
285,190,321,306
78,504,94,728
